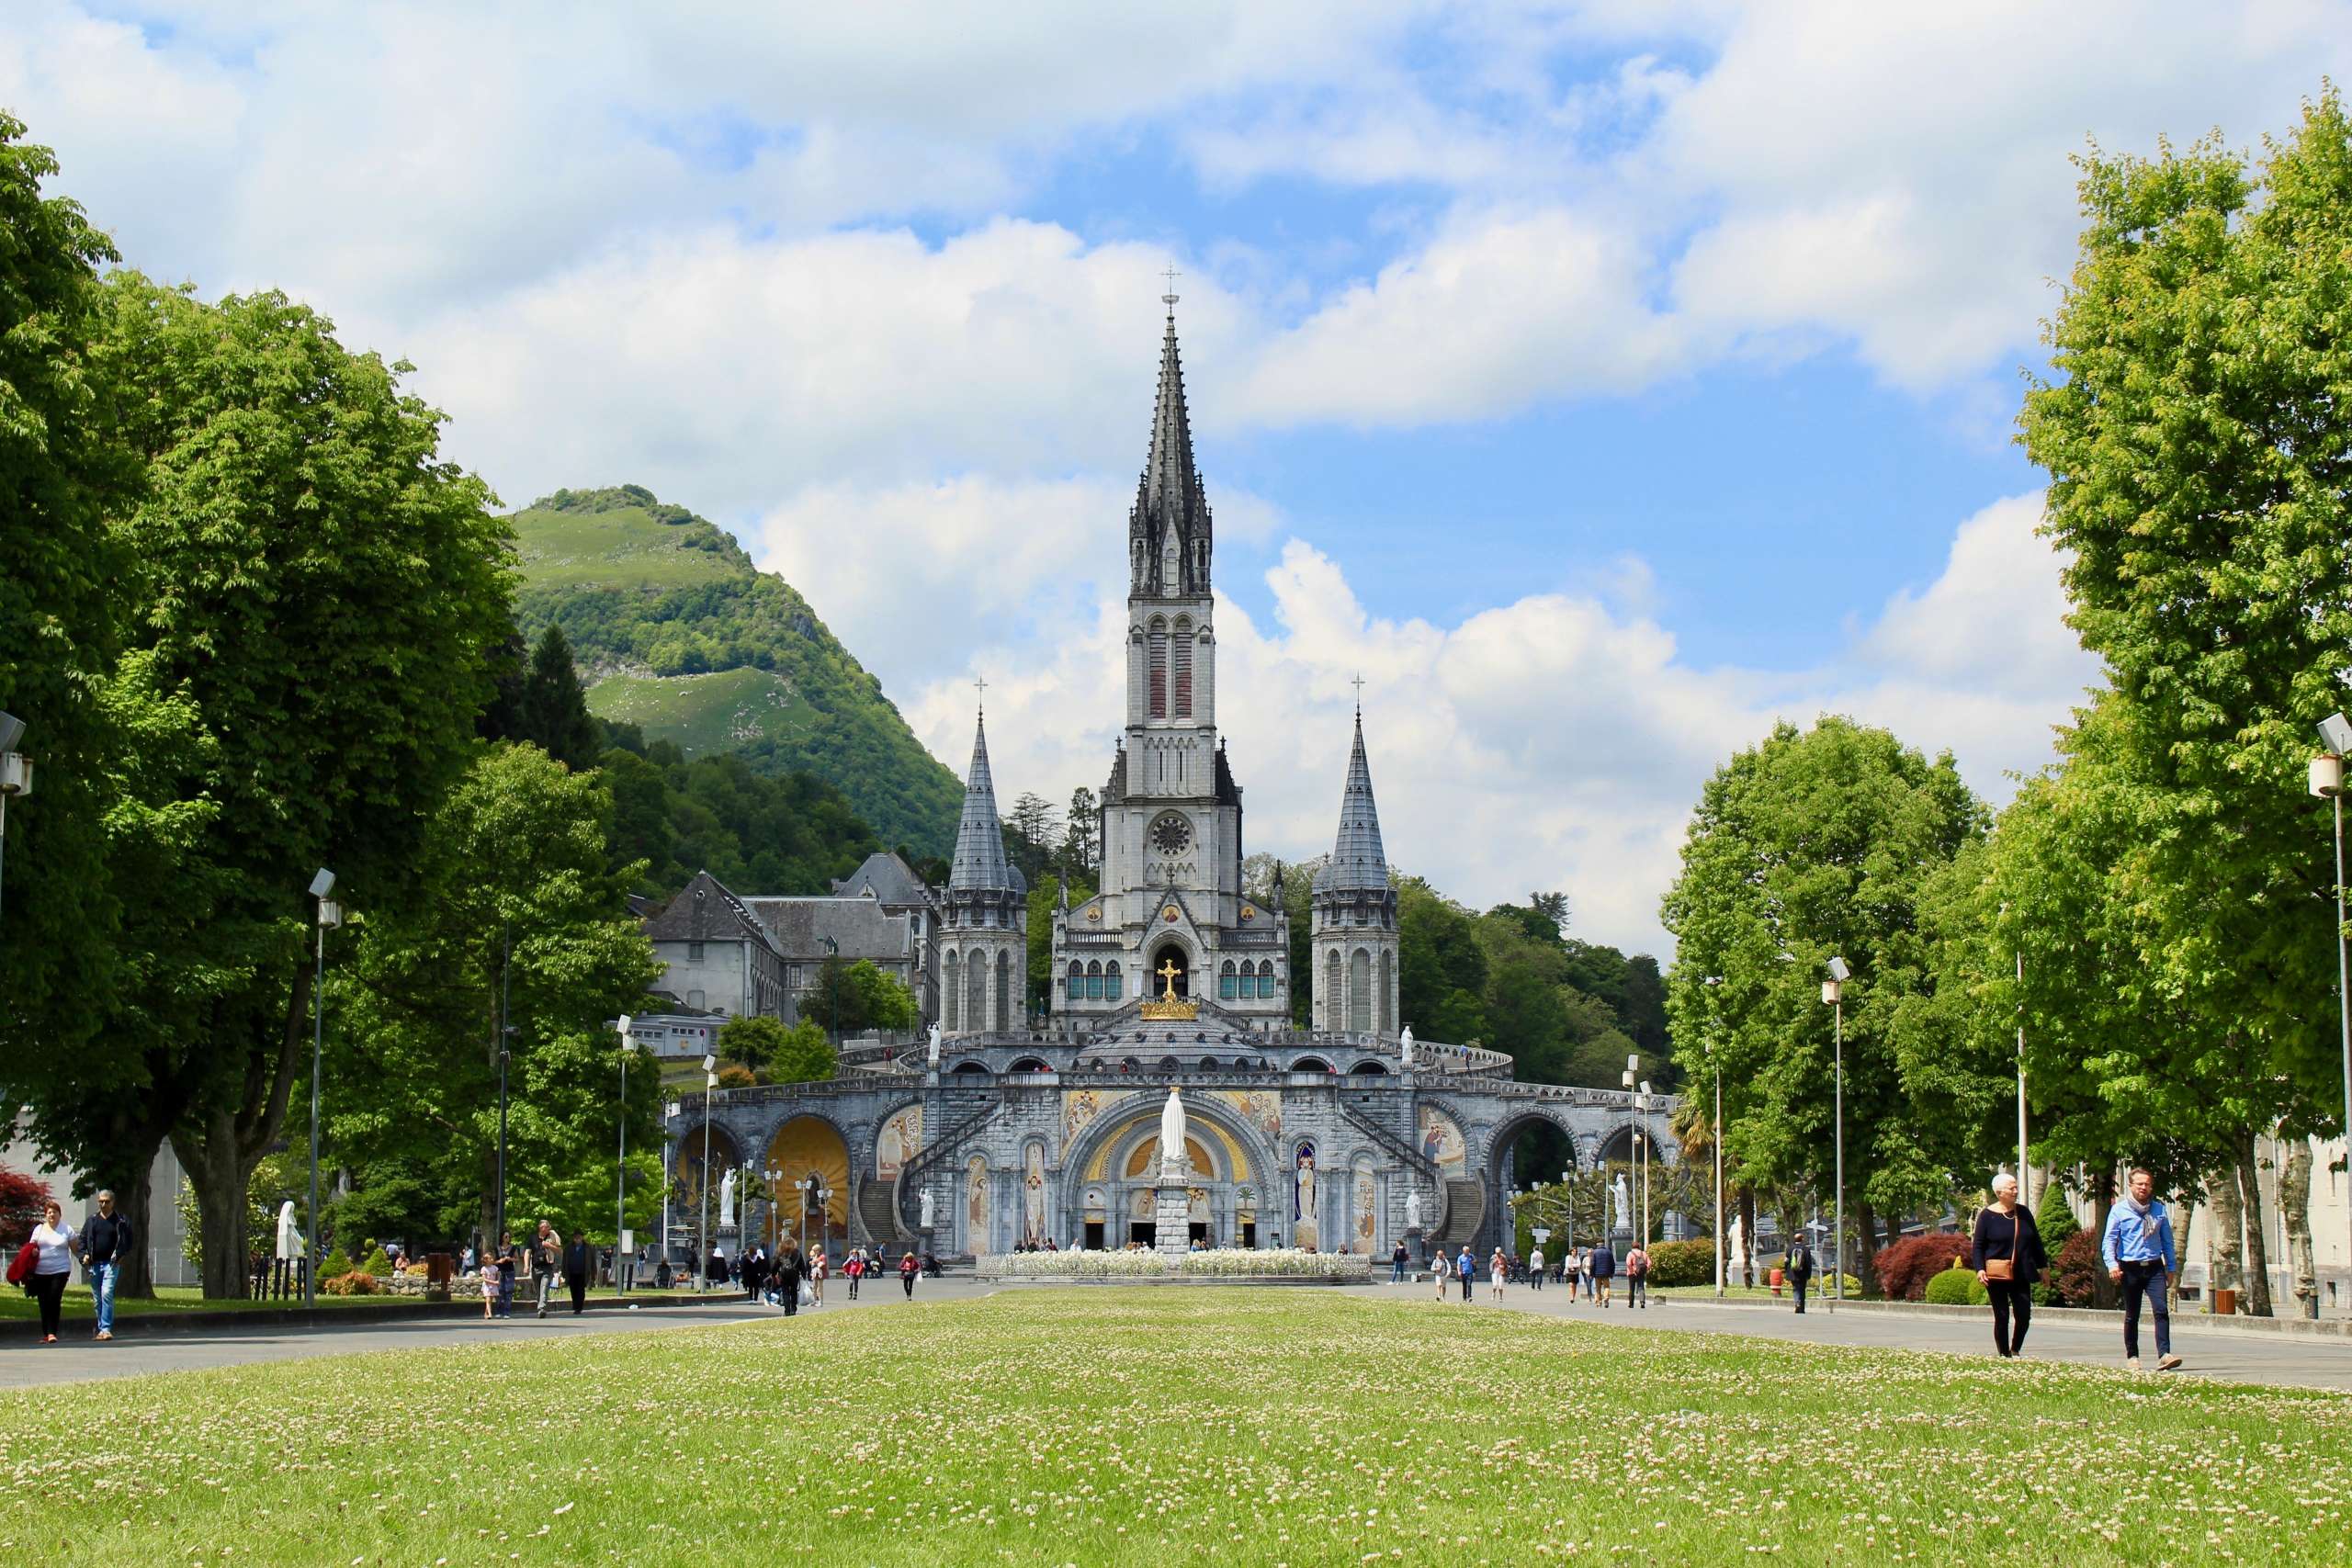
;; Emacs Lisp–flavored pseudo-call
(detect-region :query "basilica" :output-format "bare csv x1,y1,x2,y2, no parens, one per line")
666,304,1676,1265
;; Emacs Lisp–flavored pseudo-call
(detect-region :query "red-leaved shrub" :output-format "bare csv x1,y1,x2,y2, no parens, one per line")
1874,1232,1974,1301
2045,1229,2098,1307
0,1168,52,1251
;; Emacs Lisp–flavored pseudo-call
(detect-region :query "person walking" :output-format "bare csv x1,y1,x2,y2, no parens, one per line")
899,1250,918,1298
80,1189,132,1342
479,1256,501,1319
531,1220,560,1318
742,1246,766,1303
2102,1167,2182,1371
1579,1246,1596,1302
1488,1247,1508,1303
808,1247,827,1307
495,1234,518,1318
845,1251,864,1301
1563,1246,1580,1303
1454,1246,1475,1302
1783,1235,1815,1314
1430,1247,1448,1301
1391,1241,1408,1284
1624,1241,1649,1309
23,1200,77,1345
562,1229,594,1315
1972,1172,2048,1359
774,1242,803,1316
1527,1244,1544,1292
1589,1238,1617,1306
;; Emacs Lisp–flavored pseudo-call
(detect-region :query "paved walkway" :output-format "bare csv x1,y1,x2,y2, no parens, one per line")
0,1279,995,1390
1364,1280,2352,1393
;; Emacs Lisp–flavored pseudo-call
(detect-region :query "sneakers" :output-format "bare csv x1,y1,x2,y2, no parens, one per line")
2127,1356,2142,1371
2157,1353,2183,1371
95,1330,112,1342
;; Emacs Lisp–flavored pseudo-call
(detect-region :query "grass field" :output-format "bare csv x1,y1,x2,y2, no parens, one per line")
509,500,741,591
0,1283,406,1322
2,1290,2344,1564
583,666,816,758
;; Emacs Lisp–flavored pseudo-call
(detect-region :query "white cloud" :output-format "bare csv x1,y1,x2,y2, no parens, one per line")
914,489,2100,959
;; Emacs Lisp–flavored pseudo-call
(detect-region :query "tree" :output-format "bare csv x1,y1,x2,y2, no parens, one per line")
2013,95,2352,1310
1028,871,1097,1011
327,743,662,1249
799,956,918,1036
715,1014,837,1083
1660,716,1990,1295
1004,791,1058,889
74,275,513,1294
1397,877,1487,1044
1062,786,1099,875
516,624,602,770
0,116,142,1269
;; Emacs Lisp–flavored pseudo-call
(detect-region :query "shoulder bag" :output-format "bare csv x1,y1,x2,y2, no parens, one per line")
1984,1209,2017,1282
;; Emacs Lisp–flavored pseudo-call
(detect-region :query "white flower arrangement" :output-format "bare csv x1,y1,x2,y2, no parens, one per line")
978,1248,1372,1280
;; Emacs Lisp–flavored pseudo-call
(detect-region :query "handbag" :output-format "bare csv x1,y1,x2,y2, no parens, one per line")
7,1240,37,1286
1984,1209,2018,1281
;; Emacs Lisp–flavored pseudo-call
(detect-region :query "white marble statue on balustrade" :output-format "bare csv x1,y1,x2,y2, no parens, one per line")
1400,1026,1414,1066
919,1186,934,1229
928,1022,943,1069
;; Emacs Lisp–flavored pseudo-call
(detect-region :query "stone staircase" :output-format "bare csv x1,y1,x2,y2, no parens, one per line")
856,1179,906,1252
1430,1179,1486,1256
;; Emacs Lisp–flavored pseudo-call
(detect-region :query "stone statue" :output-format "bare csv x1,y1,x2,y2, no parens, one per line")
1728,1213,1746,1284
718,1168,738,1232
1159,1087,1185,1176
1399,1025,1414,1066
1294,1149,1317,1232
1611,1174,1631,1233
919,1186,935,1229
274,1200,301,1260
1406,1187,1421,1231
928,1021,943,1068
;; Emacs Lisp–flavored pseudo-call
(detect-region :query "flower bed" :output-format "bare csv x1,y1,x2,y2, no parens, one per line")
978,1248,1373,1283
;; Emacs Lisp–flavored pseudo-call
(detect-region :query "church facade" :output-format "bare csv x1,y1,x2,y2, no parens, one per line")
666,306,1677,1267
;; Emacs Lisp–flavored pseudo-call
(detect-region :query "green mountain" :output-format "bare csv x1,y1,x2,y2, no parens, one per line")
509,485,963,857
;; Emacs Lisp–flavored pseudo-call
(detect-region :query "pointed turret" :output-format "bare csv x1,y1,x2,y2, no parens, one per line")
949,712,1024,896
1313,710,1389,895
1129,299,1214,598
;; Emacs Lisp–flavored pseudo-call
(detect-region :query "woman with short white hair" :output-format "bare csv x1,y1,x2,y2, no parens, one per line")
1972,1172,2050,1359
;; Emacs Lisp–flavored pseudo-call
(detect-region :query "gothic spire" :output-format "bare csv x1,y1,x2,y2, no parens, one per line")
1312,709,1389,895
1130,297,1213,597
948,709,1024,895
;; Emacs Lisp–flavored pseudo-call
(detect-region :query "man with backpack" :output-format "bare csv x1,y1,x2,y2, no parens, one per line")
1784,1235,1815,1314
1624,1241,1649,1308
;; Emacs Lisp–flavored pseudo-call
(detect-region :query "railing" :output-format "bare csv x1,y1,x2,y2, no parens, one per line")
890,1099,1003,1227
1336,1100,1442,1184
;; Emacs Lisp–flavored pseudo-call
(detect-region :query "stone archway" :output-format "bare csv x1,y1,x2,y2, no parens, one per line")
1146,940,1193,1000
675,1122,742,1258
1060,1090,1276,1251
764,1114,850,1255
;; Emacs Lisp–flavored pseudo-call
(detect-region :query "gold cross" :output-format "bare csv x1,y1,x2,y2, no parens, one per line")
1157,957,1182,999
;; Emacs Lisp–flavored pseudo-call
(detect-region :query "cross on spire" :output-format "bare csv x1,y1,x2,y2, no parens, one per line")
1161,263,1181,311
973,673,988,715
1351,673,1365,713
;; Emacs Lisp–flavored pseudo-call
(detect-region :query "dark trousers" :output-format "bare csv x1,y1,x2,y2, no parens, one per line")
567,1273,587,1314
1529,1272,1543,1291
1987,1279,2031,1353
1458,1273,1473,1300
2120,1262,2171,1359
1627,1276,1645,1307
28,1270,69,1337
1791,1275,1810,1313
782,1276,799,1316
848,1274,860,1299
901,1272,915,1297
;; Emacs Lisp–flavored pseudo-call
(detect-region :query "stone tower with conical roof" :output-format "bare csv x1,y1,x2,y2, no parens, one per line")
943,707,1026,1037
1311,707,1399,1037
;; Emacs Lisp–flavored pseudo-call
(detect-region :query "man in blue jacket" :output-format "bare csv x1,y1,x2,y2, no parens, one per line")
2101,1168,2183,1371
1455,1246,1475,1302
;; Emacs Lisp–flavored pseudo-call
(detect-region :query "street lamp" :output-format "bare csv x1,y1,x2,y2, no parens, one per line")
1620,1054,1639,1245
0,710,29,919
764,1165,785,1250
1637,1079,1653,1258
304,868,340,1308
1822,956,1850,1313
2312,712,2352,1306
1702,975,1725,1297
699,1053,718,1292
662,1100,681,1273
820,934,841,1045
616,1015,637,1293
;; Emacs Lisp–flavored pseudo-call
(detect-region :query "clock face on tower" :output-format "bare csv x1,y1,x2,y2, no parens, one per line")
1150,813,1193,855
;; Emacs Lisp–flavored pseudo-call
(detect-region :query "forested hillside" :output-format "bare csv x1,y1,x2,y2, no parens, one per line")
509,485,963,856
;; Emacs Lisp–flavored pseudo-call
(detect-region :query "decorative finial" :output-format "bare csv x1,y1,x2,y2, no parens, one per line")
1350,673,1365,715
974,673,988,716
1161,263,1181,314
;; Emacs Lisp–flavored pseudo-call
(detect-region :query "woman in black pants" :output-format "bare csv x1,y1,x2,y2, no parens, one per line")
25,1199,78,1344
1973,1172,2050,1358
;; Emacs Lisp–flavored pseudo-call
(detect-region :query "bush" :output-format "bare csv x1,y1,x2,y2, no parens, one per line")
1923,1267,1987,1306
1645,1238,1715,1288
321,1269,383,1296
2045,1228,2099,1307
2035,1179,2080,1249
360,1246,396,1277
0,1167,51,1251
318,1247,354,1280
1874,1233,1973,1301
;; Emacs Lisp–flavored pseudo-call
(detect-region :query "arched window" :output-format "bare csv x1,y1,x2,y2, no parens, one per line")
1324,950,1340,1025
1377,950,1394,1032
1086,960,1102,1000
1219,960,1238,1000
1349,949,1372,1032
1066,960,1083,1003
995,949,1012,1032
943,950,961,1031
967,953,986,1034
1257,960,1275,1000
1104,962,1121,1001
1172,616,1193,718
1148,618,1169,718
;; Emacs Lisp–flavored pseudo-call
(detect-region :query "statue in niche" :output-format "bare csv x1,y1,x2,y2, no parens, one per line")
1293,1145,1317,1249
1406,1187,1421,1232
919,1186,935,1230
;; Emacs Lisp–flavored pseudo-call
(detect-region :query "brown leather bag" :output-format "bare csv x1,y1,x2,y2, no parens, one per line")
1983,1208,2018,1281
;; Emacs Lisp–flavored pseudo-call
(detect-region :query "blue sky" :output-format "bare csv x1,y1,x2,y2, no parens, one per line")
9,0,2349,953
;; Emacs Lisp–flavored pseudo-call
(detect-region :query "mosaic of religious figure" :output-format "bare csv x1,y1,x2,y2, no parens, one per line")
876,1106,922,1180
1062,1089,1103,1142
1023,1143,1047,1246
1353,1165,1376,1252
1293,1143,1318,1251
966,1154,988,1238
1418,1107,1465,1174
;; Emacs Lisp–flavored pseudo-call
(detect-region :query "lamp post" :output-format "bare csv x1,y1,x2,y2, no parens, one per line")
1822,956,1850,1312
0,710,30,919
1703,974,1726,1297
662,1100,681,1272
1637,1079,1653,1252
699,1053,717,1292
1620,1054,1639,1246
305,869,340,1309
2312,713,2352,1307
820,935,841,1045
616,1015,636,1294
763,1165,784,1251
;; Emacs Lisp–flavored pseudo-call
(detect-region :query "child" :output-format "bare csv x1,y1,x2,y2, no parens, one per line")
480,1264,500,1320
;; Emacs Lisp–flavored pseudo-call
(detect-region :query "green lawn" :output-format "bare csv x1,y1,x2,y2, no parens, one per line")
3,1290,2344,1564
510,500,741,591
584,666,816,758
0,1283,413,1321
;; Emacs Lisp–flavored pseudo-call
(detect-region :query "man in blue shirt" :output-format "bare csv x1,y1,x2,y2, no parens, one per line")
2101,1168,2183,1371
1455,1246,1475,1302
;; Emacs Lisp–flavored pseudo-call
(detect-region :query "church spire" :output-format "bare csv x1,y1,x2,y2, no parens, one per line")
1312,707,1389,895
948,708,1023,895
1130,289,1213,598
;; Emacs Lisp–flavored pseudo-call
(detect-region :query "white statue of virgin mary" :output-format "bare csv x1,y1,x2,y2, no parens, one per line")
1159,1088,1186,1177
274,1200,301,1261
718,1168,738,1232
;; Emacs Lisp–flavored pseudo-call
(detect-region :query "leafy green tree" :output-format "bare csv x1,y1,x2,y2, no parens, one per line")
714,1013,836,1082
1062,786,1099,875
2014,92,2352,1313
1029,871,1097,1010
800,956,918,1035
1397,877,1487,1044
1660,716,1989,1294
517,624,602,770
328,742,662,1249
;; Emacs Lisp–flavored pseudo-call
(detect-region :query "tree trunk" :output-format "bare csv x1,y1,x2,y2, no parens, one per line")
115,1157,158,1301
2281,1138,2319,1321
178,965,311,1300
1738,1185,1757,1287
2206,1165,2243,1313
1853,1200,1883,1298
2237,1136,2274,1318
2087,1166,2119,1309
